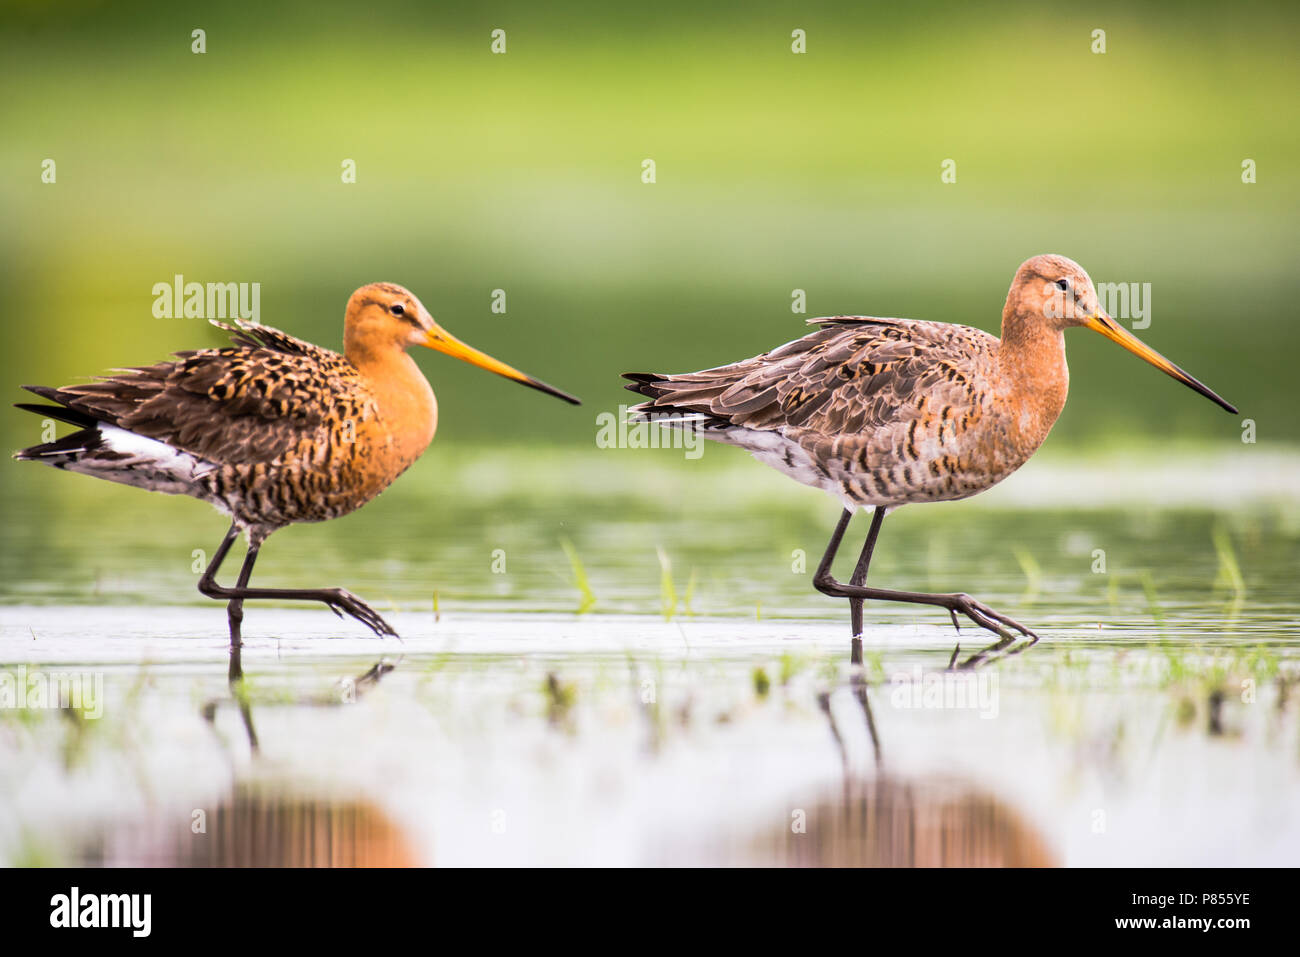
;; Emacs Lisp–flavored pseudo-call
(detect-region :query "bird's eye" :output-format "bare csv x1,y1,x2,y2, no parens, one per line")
1055,278,1070,291
389,303,405,316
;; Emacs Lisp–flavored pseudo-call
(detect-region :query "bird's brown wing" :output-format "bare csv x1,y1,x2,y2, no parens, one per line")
24,321,368,465
625,317,998,437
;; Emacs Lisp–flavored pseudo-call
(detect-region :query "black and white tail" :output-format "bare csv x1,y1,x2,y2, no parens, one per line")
14,385,217,496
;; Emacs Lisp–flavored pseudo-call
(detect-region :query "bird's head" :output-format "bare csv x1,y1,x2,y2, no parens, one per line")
1006,255,1236,414
344,282,580,404
1007,254,1102,329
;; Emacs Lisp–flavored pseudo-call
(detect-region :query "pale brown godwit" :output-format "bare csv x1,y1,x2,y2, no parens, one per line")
14,282,580,644
625,255,1236,654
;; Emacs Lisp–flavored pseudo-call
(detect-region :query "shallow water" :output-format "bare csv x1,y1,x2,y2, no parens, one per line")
1,447,1297,866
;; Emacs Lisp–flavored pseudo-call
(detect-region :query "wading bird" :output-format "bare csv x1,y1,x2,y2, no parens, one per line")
625,255,1236,656
15,283,579,644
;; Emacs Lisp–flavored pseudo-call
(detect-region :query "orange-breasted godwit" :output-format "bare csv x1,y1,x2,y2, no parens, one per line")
625,255,1236,653
14,282,579,643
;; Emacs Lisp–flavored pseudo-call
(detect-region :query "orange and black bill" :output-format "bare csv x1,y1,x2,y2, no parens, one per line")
421,326,581,405
1085,312,1237,415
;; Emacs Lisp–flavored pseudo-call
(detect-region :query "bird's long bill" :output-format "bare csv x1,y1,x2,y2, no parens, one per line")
1084,312,1237,414
421,326,581,405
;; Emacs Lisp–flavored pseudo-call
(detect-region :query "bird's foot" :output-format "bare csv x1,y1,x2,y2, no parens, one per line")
323,588,399,638
944,593,1038,642
814,576,1039,645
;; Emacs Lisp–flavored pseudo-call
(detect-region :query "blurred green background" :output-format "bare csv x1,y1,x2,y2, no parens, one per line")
2,0,1295,454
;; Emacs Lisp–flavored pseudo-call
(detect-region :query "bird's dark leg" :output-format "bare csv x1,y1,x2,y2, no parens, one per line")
813,510,1039,643
225,539,260,649
846,507,887,665
812,509,869,663
198,524,398,638
196,525,248,653
813,509,855,582
198,525,242,641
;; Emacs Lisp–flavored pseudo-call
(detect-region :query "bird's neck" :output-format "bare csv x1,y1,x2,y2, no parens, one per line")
995,309,1070,451
350,346,438,464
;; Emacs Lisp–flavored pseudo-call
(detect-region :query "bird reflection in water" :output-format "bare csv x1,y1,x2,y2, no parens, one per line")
78,655,420,867
744,671,1056,866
